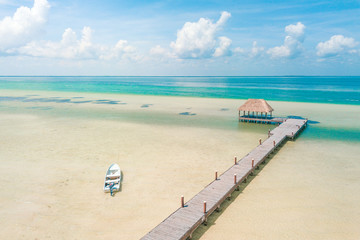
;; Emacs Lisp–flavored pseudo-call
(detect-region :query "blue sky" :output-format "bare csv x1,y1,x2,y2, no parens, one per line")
0,0,359,75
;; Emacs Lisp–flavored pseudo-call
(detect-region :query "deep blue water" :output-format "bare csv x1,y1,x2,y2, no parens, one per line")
0,76,359,105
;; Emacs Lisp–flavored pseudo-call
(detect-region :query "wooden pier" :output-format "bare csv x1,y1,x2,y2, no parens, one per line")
141,118,307,240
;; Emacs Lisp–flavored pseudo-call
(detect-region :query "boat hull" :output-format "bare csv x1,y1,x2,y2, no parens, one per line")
104,163,121,193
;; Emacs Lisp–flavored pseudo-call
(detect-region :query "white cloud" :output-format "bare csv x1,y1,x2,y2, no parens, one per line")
170,11,231,59
150,45,173,57
267,22,305,59
316,35,358,58
233,41,264,58
17,27,138,61
150,45,167,56
0,0,50,51
233,47,245,55
17,27,96,59
213,36,232,57
101,39,138,61
249,41,264,58
285,22,305,41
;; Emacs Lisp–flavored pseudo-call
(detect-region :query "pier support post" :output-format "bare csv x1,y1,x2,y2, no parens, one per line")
202,201,208,225
216,205,221,212
181,195,184,208
203,201,207,225
234,174,239,190
188,233,193,240
250,158,255,176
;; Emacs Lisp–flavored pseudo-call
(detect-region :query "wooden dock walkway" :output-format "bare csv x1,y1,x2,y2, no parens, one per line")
141,118,307,240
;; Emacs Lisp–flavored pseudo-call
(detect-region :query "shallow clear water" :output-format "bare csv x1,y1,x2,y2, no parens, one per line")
1,76,359,144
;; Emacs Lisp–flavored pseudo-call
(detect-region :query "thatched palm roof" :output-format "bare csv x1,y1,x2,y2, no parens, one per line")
238,99,274,113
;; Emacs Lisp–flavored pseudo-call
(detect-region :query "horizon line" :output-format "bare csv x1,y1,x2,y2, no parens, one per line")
1,75,360,77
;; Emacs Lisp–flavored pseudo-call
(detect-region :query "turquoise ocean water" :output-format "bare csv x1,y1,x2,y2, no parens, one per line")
0,76,359,105
0,76,359,142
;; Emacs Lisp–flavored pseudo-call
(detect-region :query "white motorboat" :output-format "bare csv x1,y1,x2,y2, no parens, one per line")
104,163,121,195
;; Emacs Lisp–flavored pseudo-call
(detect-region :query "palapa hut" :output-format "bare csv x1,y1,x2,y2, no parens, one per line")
238,99,274,120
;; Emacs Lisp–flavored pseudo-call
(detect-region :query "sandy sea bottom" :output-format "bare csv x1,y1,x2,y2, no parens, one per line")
0,90,359,240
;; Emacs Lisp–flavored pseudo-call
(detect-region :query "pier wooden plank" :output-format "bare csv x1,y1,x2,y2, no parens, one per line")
141,118,307,240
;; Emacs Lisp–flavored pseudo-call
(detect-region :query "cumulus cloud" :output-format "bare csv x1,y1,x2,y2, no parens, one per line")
249,41,265,58
17,27,138,61
149,45,175,58
0,0,50,51
267,22,305,59
213,36,232,57
233,41,264,58
170,11,231,58
150,45,167,56
285,22,305,41
316,35,358,58
101,39,138,61
18,27,96,59
233,47,245,55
